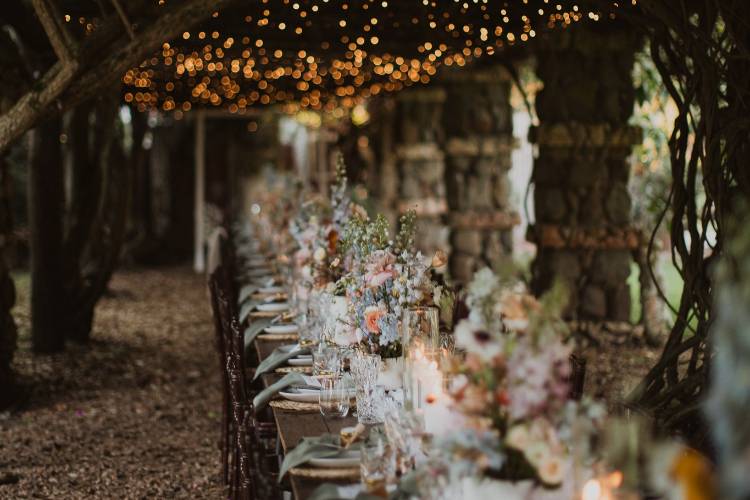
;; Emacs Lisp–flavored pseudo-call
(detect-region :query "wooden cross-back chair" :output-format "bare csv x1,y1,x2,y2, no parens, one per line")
214,271,256,500
208,270,231,489
210,228,282,499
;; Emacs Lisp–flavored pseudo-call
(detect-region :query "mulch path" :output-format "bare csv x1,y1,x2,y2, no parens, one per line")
0,267,224,499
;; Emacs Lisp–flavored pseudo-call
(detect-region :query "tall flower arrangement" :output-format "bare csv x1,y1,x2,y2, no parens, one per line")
337,210,442,358
435,268,601,491
288,157,352,290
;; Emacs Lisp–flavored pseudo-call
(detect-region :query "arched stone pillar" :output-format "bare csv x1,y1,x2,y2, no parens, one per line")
529,24,641,322
441,66,519,283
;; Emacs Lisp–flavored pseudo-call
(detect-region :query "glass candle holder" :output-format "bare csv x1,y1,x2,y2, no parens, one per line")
401,306,441,410
402,306,440,353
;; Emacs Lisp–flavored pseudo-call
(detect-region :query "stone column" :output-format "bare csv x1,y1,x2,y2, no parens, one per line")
529,24,641,323
441,66,519,283
394,89,448,256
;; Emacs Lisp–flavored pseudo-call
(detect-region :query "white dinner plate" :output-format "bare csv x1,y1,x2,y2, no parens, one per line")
278,344,300,353
252,277,279,287
279,390,320,403
257,302,290,312
292,387,320,395
308,451,361,468
264,324,299,335
287,358,312,367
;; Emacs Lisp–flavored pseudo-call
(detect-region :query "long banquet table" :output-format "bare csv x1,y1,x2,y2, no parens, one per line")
254,336,358,499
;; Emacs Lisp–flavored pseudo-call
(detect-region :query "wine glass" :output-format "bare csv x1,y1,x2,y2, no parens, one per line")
313,342,342,376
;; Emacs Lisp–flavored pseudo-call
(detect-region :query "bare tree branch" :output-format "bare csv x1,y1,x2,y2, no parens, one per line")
30,0,76,63
0,0,238,153
0,60,78,151
110,0,136,40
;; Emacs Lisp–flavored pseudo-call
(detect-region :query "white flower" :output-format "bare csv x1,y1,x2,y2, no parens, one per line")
454,319,503,361
523,441,551,468
313,247,327,262
506,424,531,451
537,455,565,485
467,267,500,299
433,285,443,305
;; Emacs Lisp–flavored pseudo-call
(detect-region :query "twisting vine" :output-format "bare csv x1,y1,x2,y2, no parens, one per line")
626,0,750,447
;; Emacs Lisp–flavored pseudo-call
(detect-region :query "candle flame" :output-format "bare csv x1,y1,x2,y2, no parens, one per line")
581,471,622,500
581,480,602,500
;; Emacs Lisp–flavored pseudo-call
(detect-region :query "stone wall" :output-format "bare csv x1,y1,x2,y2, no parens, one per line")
441,66,519,283
529,24,642,321
394,88,448,256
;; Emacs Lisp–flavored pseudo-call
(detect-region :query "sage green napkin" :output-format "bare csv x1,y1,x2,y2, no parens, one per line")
280,434,361,480
252,372,306,411
238,284,260,304
243,317,275,348
239,299,263,323
253,345,310,380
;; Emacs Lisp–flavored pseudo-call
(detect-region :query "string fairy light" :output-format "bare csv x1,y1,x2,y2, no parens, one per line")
103,0,636,113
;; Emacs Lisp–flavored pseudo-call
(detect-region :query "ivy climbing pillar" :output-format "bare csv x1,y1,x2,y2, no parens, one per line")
529,23,641,325
441,66,519,283
393,88,447,256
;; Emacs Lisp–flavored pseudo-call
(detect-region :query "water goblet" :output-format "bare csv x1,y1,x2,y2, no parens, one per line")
319,377,350,419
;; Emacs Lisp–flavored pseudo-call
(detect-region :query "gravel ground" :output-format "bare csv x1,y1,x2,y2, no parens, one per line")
581,340,661,411
0,267,224,499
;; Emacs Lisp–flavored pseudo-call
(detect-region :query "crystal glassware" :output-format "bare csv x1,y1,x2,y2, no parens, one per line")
360,440,396,496
319,377,350,418
402,306,440,353
313,342,342,377
352,353,384,424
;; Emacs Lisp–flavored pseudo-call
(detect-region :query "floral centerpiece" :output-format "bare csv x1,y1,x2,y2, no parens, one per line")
336,209,443,359
426,268,603,496
288,156,352,293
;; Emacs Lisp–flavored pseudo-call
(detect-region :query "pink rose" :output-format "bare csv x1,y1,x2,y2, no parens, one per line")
367,271,394,288
364,250,397,288
363,306,386,334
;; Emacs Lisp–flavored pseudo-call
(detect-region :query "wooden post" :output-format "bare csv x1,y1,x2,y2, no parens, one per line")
194,110,206,272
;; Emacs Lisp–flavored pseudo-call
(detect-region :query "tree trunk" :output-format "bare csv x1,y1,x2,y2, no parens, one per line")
75,121,132,338
0,154,18,409
63,96,130,342
63,99,115,342
29,117,65,353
